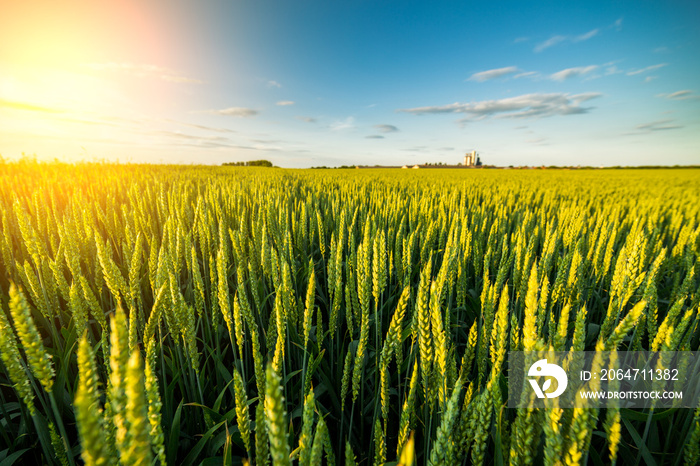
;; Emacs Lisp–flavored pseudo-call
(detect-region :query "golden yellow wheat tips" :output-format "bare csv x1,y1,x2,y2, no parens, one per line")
340,350,353,411
298,388,316,465
415,261,433,399
522,262,540,352
75,335,110,466
604,300,647,350
80,275,107,331
144,339,167,466
374,417,386,466
121,350,154,466
109,306,130,460
69,282,88,338
264,364,290,466
233,367,252,456
255,401,269,466
310,414,326,465
8,283,54,392
303,260,316,350
398,431,416,466
0,299,35,414
542,404,564,466
396,360,419,455
217,247,235,344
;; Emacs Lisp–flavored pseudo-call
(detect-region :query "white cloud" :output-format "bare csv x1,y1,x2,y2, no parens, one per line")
402,146,429,152
330,117,355,131
85,63,204,84
164,119,236,133
267,80,282,88
373,124,399,133
613,18,623,30
276,100,295,106
366,135,384,139
468,66,519,82
573,29,599,42
550,65,598,81
656,90,700,101
296,116,317,123
535,29,599,52
636,119,683,132
534,35,567,52
398,92,602,122
514,37,530,43
514,71,538,79
208,107,258,117
605,65,623,76
627,63,668,75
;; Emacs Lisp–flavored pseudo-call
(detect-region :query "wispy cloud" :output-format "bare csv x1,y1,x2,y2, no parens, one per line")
514,37,530,43
550,65,598,81
612,18,623,31
402,146,429,152
514,71,539,79
330,117,355,131
85,63,204,84
365,135,384,139
397,92,602,122
296,116,317,123
468,66,519,82
635,119,683,132
573,29,599,42
164,119,236,133
206,107,258,117
153,130,231,143
526,137,549,146
276,100,295,106
656,90,700,101
267,80,282,88
373,124,399,133
0,98,62,113
627,63,668,75
535,29,598,52
141,130,266,150
535,35,567,52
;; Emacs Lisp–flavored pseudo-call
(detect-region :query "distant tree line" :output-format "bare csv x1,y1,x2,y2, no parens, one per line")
222,160,273,167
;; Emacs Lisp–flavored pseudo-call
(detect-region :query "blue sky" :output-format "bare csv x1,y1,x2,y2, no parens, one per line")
1,0,698,166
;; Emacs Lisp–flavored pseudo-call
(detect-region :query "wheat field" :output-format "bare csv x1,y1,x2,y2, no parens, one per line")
0,161,698,465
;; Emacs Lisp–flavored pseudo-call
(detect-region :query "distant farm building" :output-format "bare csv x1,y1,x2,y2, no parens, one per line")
412,165,420,169
463,151,480,166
